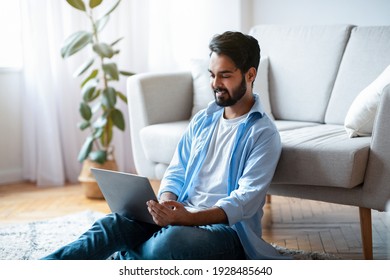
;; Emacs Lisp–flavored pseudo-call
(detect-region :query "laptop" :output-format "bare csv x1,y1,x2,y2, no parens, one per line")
91,168,157,224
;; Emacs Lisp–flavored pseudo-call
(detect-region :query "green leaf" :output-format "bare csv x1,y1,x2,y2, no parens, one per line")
103,0,121,17
93,127,104,139
89,0,103,9
100,118,113,147
78,121,90,130
94,115,108,128
111,37,123,46
81,69,99,88
73,58,94,77
119,70,135,76
116,91,127,104
91,101,101,114
93,43,114,58
102,63,119,80
95,15,109,32
79,102,92,121
78,136,94,162
89,88,101,103
102,87,117,108
81,79,97,102
61,31,92,58
89,150,107,164
66,0,86,11
111,109,125,130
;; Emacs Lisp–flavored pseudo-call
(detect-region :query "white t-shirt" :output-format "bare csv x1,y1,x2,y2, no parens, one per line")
184,113,248,211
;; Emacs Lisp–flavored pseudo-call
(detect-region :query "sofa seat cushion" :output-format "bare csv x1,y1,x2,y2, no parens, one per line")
140,121,189,165
274,120,319,131
273,125,371,188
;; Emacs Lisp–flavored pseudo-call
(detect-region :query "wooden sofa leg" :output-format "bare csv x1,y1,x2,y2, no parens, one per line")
359,207,373,260
266,194,272,204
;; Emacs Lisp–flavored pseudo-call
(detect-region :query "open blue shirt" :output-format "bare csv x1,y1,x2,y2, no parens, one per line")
158,94,284,259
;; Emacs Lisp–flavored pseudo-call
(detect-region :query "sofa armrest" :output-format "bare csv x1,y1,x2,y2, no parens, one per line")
127,71,193,126
127,71,193,178
362,84,390,210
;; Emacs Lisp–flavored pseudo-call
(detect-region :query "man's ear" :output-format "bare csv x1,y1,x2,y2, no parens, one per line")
246,67,257,83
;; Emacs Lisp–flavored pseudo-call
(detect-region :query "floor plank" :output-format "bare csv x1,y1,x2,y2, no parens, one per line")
262,195,389,259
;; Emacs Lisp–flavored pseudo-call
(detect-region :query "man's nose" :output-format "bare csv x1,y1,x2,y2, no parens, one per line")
211,76,222,89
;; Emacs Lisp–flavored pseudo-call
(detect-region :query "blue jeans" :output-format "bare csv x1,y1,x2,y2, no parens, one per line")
42,213,245,260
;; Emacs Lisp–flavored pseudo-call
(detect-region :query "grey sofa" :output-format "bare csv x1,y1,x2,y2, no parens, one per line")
127,25,390,259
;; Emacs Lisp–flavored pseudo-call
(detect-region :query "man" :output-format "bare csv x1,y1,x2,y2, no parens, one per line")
42,31,283,260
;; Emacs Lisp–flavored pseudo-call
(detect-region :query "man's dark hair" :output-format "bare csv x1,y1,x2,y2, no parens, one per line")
209,31,261,73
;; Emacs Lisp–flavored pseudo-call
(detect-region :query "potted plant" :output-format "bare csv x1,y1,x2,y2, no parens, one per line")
61,0,133,198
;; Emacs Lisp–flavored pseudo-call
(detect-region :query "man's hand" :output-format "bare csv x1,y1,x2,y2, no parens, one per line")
146,200,190,227
146,199,229,227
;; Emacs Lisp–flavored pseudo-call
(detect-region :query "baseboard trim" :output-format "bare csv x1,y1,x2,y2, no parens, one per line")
0,168,23,185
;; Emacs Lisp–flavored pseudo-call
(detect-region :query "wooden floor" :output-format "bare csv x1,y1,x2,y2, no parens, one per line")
0,182,388,260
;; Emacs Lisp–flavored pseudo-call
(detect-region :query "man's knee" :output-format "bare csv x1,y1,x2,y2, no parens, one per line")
94,213,122,228
145,226,190,259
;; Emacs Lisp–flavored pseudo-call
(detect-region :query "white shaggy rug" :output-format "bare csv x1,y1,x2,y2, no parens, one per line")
0,211,339,260
0,211,105,260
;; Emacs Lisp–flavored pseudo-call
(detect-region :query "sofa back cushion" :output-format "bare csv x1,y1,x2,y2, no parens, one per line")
325,26,390,124
249,25,352,123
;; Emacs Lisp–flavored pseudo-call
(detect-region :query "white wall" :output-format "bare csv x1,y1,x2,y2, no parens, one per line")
146,0,244,71
252,0,390,26
0,70,23,184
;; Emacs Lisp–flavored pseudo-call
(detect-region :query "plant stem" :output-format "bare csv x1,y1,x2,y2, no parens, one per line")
88,8,110,152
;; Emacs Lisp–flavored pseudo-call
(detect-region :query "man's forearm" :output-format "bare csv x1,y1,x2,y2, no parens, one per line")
159,191,178,202
187,206,228,226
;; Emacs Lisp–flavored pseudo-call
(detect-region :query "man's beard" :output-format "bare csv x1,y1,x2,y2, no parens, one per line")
213,75,247,107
